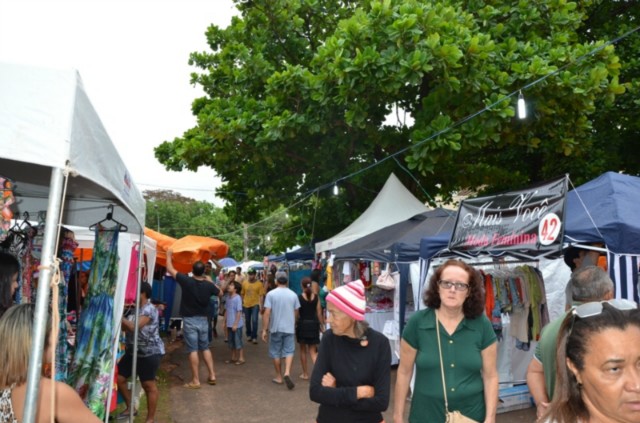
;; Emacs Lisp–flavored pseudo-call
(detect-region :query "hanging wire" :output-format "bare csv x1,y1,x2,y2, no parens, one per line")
392,156,436,205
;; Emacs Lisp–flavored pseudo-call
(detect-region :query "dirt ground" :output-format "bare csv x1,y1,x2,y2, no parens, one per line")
164,326,537,423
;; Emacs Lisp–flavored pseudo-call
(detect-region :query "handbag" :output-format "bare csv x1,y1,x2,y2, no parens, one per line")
436,311,479,423
376,263,398,290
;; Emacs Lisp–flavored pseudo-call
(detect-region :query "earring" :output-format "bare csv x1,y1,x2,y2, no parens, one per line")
577,382,583,389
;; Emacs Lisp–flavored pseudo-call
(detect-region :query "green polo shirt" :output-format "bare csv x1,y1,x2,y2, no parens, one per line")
534,309,571,400
402,308,497,423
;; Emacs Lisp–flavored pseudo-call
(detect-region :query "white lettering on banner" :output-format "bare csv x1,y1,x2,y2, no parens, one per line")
510,190,549,223
461,201,503,228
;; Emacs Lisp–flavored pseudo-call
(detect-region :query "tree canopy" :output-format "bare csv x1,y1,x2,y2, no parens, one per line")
144,190,288,259
155,0,639,247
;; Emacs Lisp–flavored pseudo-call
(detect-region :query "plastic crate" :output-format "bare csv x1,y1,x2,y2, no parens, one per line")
497,384,534,414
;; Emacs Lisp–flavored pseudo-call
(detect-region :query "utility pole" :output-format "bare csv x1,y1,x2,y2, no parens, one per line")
243,223,249,261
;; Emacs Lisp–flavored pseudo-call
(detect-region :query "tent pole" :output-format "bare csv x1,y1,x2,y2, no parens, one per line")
127,229,145,423
23,167,65,423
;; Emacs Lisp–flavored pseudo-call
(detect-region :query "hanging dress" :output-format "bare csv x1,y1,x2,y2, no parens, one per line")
56,232,78,382
68,226,119,419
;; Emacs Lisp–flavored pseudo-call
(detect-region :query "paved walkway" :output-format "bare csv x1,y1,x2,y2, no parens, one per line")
166,323,536,422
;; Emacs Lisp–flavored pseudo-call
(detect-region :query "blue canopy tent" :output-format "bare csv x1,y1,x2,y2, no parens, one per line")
564,171,640,300
332,208,455,263
269,244,315,262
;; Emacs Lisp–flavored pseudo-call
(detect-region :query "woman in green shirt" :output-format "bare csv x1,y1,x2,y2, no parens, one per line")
393,259,498,423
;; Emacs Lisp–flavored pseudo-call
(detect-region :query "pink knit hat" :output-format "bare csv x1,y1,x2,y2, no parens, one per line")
326,279,366,321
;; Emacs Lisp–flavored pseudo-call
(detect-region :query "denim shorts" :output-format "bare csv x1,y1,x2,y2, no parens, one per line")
183,316,210,352
268,332,295,359
228,327,244,350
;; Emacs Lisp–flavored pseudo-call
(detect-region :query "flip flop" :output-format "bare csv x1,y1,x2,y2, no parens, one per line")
284,375,295,390
207,379,217,385
224,359,237,364
116,409,138,420
271,378,283,385
299,374,309,380
235,360,246,365
183,383,201,390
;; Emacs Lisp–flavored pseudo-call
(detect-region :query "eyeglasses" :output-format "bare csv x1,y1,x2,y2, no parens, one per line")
438,280,470,292
572,299,638,319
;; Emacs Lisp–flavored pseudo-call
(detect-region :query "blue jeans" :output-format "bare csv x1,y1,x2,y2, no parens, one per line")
243,305,260,340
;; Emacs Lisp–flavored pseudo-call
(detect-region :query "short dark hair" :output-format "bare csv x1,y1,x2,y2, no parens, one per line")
276,275,288,285
563,247,582,271
231,281,242,293
140,281,152,299
192,261,205,276
423,259,485,318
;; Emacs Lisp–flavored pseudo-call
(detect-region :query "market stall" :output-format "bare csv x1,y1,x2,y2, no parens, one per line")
564,171,640,301
0,62,146,423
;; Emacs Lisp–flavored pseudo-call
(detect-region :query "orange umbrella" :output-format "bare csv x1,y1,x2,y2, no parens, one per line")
169,235,229,274
144,227,177,267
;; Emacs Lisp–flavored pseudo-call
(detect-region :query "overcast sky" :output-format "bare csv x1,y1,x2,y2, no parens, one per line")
0,0,238,205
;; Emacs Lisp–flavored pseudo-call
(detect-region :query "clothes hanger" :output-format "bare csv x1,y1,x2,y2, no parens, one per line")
89,204,128,232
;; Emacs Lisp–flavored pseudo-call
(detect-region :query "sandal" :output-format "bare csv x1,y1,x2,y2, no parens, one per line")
116,409,138,420
207,379,217,385
183,382,201,390
224,359,237,364
234,360,245,365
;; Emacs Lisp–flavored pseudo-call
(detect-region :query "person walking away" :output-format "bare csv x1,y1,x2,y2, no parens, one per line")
526,265,614,419
117,282,165,422
225,281,245,365
541,299,640,423
205,258,223,341
297,277,324,380
310,279,391,423
241,268,265,344
261,271,300,390
166,249,221,388
393,259,498,423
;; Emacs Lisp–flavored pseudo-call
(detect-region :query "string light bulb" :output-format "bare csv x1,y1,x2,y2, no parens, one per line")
517,91,527,119
333,183,339,196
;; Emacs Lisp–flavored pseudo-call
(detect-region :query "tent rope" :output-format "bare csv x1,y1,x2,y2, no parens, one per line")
567,177,607,243
36,259,61,423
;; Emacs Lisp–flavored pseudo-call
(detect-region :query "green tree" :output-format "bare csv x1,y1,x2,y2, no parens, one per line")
144,190,289,260
156,0,635,246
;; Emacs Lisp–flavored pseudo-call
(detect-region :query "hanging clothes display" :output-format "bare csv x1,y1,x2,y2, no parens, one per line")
68,226,120,419
481,264,549,350
56,229,78,382
0,223,37,304
124,241,140,304
0,176,15,242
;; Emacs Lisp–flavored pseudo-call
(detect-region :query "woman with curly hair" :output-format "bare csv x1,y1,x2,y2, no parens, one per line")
393,259,498,423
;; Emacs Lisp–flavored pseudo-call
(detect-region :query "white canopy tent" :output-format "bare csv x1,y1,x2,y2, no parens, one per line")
0,62,146,423
316,173,429,252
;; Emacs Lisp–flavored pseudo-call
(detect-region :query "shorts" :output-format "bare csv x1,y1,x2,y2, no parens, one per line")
183,316,210,352
227,327,244,350
268,332,295,359
118,352,162,382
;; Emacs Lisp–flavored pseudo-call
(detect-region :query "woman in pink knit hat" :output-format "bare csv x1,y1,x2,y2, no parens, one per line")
309,279,391,423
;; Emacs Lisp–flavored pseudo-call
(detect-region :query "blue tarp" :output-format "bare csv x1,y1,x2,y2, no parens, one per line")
269,244,315,262
564,171,640,255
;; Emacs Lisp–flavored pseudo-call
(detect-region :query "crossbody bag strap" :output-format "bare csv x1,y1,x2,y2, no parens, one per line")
435,310,450,413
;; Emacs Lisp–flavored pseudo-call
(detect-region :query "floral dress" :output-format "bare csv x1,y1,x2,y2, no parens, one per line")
67,226,120,419
0,386,18,423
